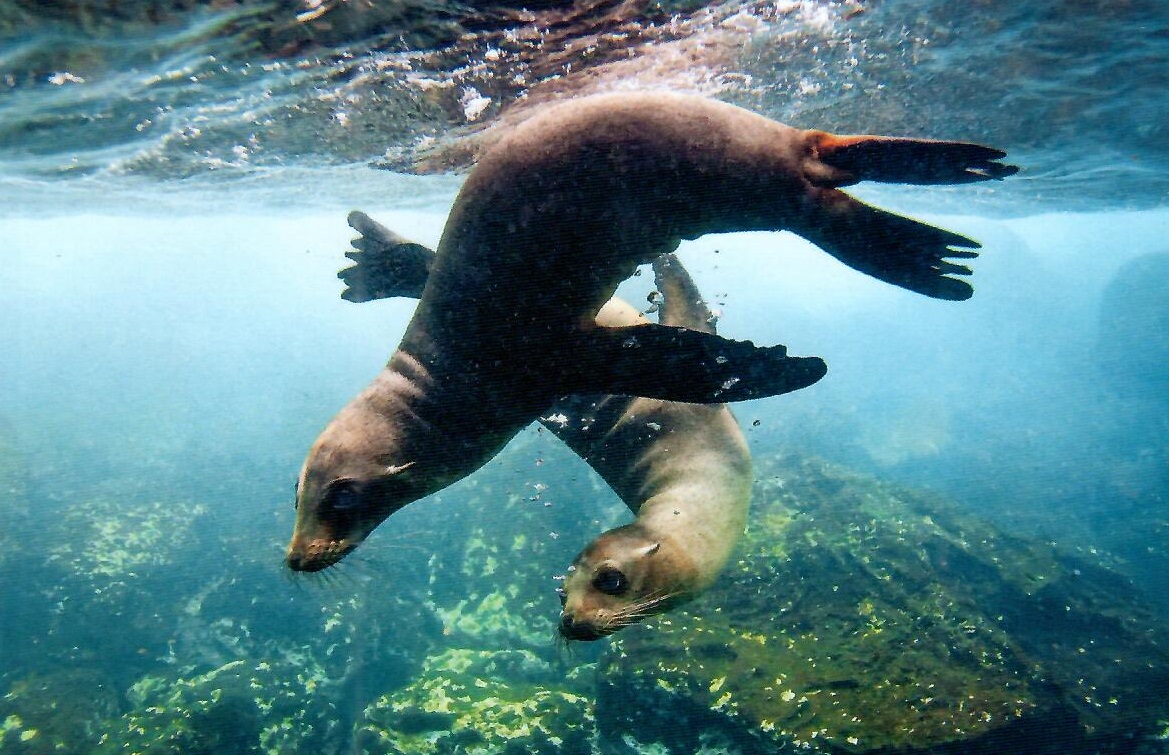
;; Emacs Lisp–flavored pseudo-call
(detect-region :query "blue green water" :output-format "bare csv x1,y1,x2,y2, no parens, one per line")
2,1,1168,753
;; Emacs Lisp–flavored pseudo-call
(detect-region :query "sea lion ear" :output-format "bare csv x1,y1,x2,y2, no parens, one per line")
568,324,827,404
638,542,661,558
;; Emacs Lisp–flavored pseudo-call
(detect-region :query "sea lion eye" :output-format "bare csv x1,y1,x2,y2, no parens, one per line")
326,480,363,511
593,568,628,596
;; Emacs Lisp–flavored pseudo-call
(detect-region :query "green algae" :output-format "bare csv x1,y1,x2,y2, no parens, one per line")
48,494,206,602
422,465,617,648
600,454,1169,754
0,669,120,755
94,657,340,755
8,425,1166,755
356,648,595,755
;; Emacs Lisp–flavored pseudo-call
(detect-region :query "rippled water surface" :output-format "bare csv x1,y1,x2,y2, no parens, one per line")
2,0,1167,214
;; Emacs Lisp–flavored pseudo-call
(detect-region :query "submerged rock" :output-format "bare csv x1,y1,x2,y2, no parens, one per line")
0,669,119,755
1097,251,1169,393
355,647,595,755
598,454,1169,754
93,657,341,755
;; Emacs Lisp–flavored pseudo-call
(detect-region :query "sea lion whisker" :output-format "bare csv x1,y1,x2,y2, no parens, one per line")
553,628,575,655
609,591,682,625
627,590,678,612
610,604,664,625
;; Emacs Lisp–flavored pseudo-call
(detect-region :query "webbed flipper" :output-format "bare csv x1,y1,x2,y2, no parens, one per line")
338,214,826,402
796,190,982,301
812,133,1018,186
569,324,826,403
340,210,435,302
652,253,716,335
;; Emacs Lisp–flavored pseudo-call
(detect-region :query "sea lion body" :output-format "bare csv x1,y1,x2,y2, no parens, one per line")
287,91,1016,572
314,212,752,639
551,391,751,641
550,257,751,641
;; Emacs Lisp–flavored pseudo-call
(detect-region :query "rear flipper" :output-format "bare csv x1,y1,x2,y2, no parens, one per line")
812,133,1018,186
339,210,435,302
571,324,827,403
797,189,982,301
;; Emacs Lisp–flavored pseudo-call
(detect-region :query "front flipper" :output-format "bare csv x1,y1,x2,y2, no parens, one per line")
340,210,435,302
570,324,826,403
796,190,982,301
652,253,716,335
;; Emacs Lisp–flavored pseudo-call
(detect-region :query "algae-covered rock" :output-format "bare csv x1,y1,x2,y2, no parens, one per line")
94,657,341,755
422,432,628,649
49,493,206,603
598,454,1169,754
0,669,120,754
356,647,595,755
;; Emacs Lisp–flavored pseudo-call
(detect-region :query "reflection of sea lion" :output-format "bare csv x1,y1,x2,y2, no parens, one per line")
329,212,751,640
286,91,1016,572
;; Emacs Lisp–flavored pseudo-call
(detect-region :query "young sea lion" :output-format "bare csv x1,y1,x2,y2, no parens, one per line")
548,255,751,641
330,211,751,640
286,91,1016,573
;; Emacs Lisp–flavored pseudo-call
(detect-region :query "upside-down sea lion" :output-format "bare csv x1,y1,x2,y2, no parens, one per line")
329,211,752,640
548,256,751,641
286,91,1016,573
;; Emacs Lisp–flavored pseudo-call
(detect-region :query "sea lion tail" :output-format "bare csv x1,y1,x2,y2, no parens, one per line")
794,190,983,301
811,133,1018,186
338,210,435,302
570,324,827,403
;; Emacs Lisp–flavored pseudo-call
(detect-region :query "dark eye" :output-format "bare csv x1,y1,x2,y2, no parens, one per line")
592,568,628,596
326,480,363,512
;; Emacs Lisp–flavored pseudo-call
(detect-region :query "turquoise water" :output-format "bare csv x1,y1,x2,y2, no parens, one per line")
2,1,1168,753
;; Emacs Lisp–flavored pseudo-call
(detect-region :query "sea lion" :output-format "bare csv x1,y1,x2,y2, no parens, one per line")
330,211,751,640
548,256,751,641
286,91,1016,572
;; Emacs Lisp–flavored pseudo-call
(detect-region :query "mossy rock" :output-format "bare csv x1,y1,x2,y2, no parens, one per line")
598,454,1169,754
0,669,120,754
46,492,206,603
93,657,340,755
422,433,627,649
355,647,595,755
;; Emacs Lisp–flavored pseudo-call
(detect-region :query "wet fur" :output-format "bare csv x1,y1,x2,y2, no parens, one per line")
317,212,751,638
286,91,1015,572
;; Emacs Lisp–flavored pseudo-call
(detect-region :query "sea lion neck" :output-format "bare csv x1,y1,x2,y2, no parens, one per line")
287,348,536,572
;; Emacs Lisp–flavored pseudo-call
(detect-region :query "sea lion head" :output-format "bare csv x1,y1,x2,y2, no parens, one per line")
285,400,423,573
557,523,693,641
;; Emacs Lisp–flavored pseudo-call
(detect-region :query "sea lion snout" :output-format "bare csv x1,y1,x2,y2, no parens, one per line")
284,537,352,572
559,612,608,642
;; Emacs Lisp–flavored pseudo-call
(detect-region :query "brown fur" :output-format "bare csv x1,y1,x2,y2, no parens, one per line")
286,92,1014,572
